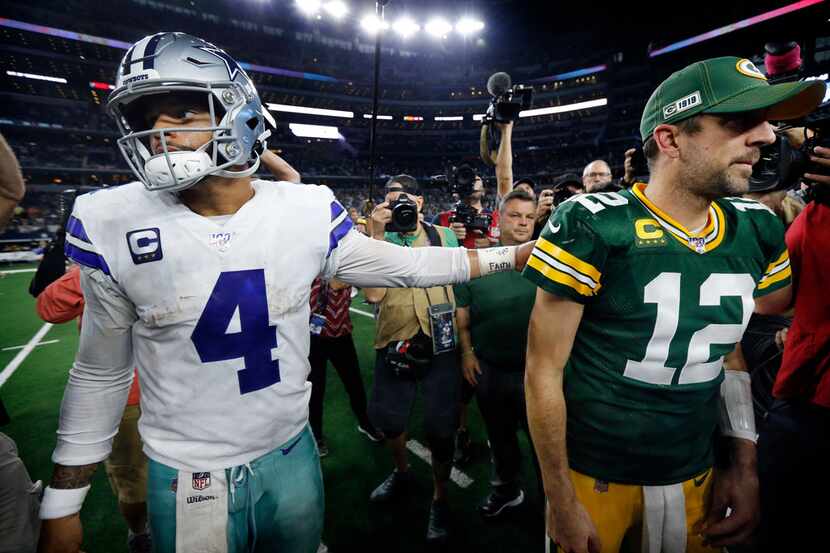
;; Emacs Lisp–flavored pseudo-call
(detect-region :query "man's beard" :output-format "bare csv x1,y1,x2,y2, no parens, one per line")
682,159,748,201
709,168,749,199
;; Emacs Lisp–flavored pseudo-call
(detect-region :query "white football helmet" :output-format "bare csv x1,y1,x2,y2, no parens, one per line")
107,32,276,192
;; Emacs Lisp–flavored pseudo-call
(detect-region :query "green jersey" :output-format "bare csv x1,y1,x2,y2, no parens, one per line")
523,184,791,485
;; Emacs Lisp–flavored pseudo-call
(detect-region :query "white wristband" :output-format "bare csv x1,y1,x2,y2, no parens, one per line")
719,370,757,443
477,246,517,277
39,485,90,519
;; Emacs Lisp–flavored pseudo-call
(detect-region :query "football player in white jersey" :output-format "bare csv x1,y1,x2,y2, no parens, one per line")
36,33,532,553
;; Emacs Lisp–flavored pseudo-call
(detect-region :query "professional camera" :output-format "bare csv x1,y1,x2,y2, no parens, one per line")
749,40,830,203
484,72,534,124
552,186,575,207
450,202,492,234
430,164,493,233
750,117,830,203
385,194,419,233
430,164,477,196
550,173,582,206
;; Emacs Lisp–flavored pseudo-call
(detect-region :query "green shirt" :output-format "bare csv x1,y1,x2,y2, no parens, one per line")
523,184,791,485
454,263,537,369
384,224,459,248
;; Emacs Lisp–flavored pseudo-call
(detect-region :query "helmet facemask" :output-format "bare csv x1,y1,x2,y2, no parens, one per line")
110,82,268,193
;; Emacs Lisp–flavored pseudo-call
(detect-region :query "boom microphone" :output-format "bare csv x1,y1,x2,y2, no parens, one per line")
486,72,512,97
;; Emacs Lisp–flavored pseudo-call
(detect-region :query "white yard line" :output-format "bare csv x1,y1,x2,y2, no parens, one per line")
0,268,37,275
406,439,474,489
2,339,60,351
0,323,53,388
349,306,375,319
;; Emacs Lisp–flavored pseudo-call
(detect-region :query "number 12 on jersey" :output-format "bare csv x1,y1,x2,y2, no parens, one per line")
623,272,755,386
191,269,281,395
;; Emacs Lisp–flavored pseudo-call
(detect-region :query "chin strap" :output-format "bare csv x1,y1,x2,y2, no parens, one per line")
216,150,261,179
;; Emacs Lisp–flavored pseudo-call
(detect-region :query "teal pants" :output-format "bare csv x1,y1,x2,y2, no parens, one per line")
147,425,324,553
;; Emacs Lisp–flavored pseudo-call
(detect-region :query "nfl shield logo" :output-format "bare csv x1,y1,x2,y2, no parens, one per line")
192,472,211,491
689,236,706,254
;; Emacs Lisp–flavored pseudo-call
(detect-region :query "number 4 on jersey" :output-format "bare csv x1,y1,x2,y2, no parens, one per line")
191,269,281,395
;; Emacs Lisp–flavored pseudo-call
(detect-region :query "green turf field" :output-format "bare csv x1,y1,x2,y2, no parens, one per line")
1,263,543,552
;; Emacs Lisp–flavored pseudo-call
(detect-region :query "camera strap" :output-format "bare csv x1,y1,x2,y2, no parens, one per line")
419,223,456,355
421,221,442,248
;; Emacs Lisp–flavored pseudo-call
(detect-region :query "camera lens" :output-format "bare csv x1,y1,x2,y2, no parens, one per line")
395,204,417,227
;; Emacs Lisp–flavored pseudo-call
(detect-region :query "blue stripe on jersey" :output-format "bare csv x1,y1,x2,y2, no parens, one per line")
327,217,353,258
330,200,345,222
65,242,111,276
66,215,92,244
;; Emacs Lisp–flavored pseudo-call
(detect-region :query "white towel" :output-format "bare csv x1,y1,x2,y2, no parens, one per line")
642,483,687,553
175,470,229,553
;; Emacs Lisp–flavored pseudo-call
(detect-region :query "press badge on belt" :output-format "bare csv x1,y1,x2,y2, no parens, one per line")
428,303,456,355
309,313,327,336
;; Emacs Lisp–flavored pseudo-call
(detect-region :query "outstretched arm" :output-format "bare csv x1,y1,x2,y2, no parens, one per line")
330,229,533,289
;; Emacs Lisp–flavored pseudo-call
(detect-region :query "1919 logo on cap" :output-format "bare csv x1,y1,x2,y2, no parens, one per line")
126,228,163,265
663,91,702,120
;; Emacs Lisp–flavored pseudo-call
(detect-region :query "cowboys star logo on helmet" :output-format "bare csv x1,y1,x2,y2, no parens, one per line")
107,32,273,193
194,45,242,81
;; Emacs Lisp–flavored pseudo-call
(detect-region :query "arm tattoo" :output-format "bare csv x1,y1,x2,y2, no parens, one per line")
50,463,98,489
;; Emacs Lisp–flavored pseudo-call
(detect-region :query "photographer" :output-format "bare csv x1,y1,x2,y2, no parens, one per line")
758,140,830,552
435,172,499,250
454,189,543,522
581,159,618,193
532,173,583,239
364,175,462,544
307,276,384,458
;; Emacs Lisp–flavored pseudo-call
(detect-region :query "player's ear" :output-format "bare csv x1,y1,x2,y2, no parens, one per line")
653,124,682,160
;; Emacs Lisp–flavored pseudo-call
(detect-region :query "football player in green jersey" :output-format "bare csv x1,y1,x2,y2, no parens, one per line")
523,57,826,553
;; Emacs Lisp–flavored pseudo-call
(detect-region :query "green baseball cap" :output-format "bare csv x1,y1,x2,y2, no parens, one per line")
640,56,826,141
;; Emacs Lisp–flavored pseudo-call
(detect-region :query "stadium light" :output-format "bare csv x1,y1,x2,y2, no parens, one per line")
89,81,115,90
289,123,343,140
392,17,420,38
267,103,354,119
323,1,348,19
425,17,452,38
295,0,321,16
363,113,393,120
519,98,608,118
472,114,486,121
455,18,484,36
434,116,464,121
7,70,67,84
360,14,389,34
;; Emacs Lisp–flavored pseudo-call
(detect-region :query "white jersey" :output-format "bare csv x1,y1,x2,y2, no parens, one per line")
63,180,349,470
56,179,471,471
